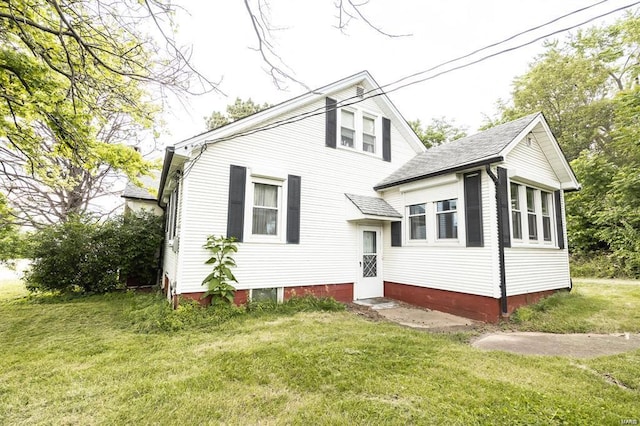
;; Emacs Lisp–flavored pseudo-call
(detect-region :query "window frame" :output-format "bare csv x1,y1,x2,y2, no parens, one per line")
336,107,381,156
362,114,377,153
408,203,427,241
436,198,458,240
244,174,286,243
340,109,356,148
510,182,522,240
510,182,557,247
541,191,552,242
250,287,284,303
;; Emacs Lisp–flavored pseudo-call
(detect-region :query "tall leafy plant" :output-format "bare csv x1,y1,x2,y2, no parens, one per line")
202,236,238,305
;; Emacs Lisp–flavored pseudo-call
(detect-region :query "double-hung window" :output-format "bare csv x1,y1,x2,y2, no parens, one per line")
541,191,552,241
510,183,522,240
340,110,355,148
362,116,376,153
338,108,379,154
408,204,426,240
526,187,537,240
437,199,458,239
252,183,279,235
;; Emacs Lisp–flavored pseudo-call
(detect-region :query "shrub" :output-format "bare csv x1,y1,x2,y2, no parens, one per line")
25,212,163,294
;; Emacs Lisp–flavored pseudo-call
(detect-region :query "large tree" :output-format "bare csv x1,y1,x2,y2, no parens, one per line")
489,12,640,276
409,117,467,149
0,0,216,226
205,98,272,131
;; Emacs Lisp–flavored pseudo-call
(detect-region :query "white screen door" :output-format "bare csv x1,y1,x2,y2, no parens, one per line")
356,226,383,299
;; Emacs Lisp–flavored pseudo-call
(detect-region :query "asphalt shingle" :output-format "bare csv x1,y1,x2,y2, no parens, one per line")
375,113,540,189
122,174,160,200
345,193,402,218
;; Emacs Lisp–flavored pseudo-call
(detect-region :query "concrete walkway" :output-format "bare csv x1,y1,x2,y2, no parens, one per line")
472,331,640,358
353,297,640,358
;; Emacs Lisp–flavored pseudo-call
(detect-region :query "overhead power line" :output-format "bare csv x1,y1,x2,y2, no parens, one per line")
180,0,639,179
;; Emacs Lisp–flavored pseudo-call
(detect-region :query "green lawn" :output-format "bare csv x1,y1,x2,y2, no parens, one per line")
510,278,640,333
1,280,638,425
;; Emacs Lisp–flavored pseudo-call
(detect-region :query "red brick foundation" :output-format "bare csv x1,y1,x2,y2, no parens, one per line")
284,283,353,303
173,283,353,308
384,281,564,323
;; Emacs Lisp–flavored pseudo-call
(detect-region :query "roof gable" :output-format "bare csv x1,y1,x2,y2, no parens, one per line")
375,113,539,190
173,71,425,154
375,113,579,191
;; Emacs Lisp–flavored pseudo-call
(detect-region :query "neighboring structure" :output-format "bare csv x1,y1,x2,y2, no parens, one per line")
157,71,579,322
122,174,162,216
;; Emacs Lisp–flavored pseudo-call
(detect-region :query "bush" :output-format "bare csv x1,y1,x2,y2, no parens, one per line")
25,212,163,294
570,253,628,278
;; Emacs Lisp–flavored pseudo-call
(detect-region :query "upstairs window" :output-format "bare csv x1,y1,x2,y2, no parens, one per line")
541,191,552,241
526,187,537,240
340,110,355,148
252,183,279,235
510,183,522,240
437,199,458,239
362,116,376,153
408,204,426,240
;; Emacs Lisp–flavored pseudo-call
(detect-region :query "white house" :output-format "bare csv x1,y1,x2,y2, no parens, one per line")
122,174,162,216
156,71,579,322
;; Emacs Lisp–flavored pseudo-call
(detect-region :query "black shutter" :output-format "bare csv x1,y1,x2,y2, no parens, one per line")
325,98,337,148
554,190,565,249
497,167,511,248
382,117,391,162
464,172,483,247
391,221,402,247
287,175,301,244
226,165,246,242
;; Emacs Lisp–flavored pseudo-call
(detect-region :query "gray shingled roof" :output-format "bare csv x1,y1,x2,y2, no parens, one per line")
122,174,160,200
345,193,402,218
375,113,540,189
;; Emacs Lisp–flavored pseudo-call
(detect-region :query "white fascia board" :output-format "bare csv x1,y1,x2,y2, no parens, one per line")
501,114,580,191
173,70,425,156
174,71,375,153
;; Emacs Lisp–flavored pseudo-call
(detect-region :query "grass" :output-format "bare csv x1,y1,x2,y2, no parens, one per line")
1,280,639,425
510,278,640,333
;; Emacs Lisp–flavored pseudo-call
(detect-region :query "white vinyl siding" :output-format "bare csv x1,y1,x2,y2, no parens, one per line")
171,86,419,295
383,171,498,298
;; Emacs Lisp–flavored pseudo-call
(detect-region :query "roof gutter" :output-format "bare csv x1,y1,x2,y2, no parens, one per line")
374,156,503,191
485,164,508,316
157,147,175,207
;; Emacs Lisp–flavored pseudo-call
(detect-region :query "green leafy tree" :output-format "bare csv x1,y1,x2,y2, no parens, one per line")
0,0,215,226
409,117,467,149
205,98,271,130
489,12,640,276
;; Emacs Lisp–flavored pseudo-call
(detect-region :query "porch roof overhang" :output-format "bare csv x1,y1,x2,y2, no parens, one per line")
345,193,402,222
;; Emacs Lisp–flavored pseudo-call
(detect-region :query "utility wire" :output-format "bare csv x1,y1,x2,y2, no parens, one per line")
180,0,639,179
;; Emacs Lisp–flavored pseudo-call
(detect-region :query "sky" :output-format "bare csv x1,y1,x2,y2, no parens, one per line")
156,0,636,147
